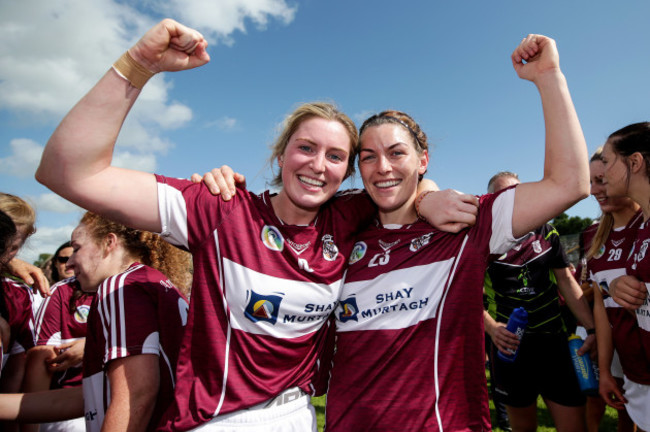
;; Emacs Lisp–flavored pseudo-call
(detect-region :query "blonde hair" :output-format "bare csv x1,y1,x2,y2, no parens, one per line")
586,147,614,260
0,193,36,238
79,212,192,296
269,102,358,187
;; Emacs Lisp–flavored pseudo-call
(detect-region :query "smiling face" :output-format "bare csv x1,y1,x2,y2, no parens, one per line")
359,124,428,225
68,224,107,292
54,246,75,281
601,141,631,199
273,117,351,224
590,159,633,214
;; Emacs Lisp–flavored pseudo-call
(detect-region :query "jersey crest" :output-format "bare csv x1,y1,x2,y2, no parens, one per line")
74,305,90,324
261,225,284,252
409,233,433,252
322,234,339,261
349,242,367,264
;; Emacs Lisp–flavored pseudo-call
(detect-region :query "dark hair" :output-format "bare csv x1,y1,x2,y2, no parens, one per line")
359,110,429,180
607,122,650,181
50,241,72,282
0,210,17,265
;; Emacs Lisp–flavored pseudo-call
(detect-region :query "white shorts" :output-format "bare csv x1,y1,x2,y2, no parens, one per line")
192,387,317,432
40,417,86,432
622,377,650,431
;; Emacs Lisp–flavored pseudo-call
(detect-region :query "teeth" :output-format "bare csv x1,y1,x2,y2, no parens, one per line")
376,180,400,188
299,176,324,187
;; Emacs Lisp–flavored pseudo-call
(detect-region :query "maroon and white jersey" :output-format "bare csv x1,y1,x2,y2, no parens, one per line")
582,211,650,383
34,277,94,389
0,277,35,363
326,189,517,432
82,263,188,432
624,218,650,384
154,176,374,431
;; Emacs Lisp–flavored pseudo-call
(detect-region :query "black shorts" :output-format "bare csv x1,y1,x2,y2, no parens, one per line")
491,332,586,408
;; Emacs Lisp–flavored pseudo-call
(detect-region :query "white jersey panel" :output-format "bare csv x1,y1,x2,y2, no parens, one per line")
336,259,454,332
490,188,516,254
224,258,342,337
157,182,190,249
82,371,107,432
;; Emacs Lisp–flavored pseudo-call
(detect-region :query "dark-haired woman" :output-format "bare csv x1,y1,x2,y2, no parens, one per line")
600,123,650,432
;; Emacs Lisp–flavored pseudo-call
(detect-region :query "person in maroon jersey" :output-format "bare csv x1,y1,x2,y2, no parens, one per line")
578,147,637,432
599,123,650,432
0,212,191,432
34,18,476,432
325,33,590,432
21,243,93,432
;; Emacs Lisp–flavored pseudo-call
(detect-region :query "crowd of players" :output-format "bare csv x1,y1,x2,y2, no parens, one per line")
0,17,649,432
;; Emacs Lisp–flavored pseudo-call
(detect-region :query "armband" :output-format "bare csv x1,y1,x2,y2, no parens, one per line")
112,51,154,89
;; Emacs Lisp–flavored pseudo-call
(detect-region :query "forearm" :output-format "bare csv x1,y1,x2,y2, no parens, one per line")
22,347,54,393
594,289,614,372
0,388,83,422
536,69,589,204
556,269,595,329
483,310,498,339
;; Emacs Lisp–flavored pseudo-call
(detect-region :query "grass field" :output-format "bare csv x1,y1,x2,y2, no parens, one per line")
310,385,622,431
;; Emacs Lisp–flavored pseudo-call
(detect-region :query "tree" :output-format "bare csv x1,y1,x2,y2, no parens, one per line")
33,253,52,268
551,213,594,236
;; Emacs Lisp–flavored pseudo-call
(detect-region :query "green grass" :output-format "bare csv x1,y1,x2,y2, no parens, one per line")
310,376,622,431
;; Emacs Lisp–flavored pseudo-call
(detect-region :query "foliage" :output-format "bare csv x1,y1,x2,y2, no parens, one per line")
33,253,52,268
552,212,594,236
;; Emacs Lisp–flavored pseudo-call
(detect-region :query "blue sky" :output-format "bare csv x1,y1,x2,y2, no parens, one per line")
2,1,649,263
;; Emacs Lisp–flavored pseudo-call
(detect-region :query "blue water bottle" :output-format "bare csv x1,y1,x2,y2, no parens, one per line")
497,307,528,363
568,334,599,396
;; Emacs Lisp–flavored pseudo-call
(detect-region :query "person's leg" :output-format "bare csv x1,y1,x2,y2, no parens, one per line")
544,399,586,432
584,395,605,432
505,403,537,432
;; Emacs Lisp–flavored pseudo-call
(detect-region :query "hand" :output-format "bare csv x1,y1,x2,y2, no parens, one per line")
6,258,50,297
489,323,520,355
599,371,627,410
577,333,597,358
511,34,560,83
609,275,647,311
46,339,85,372
190,165,247,201
129,19,210,74
419,189,479,233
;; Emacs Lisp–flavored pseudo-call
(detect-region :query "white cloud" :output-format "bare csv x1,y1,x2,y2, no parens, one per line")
113,151,157,172
29,193,82,214
159,0,297,45
0,138,43,178
18,224,76,264
354,110,375,125
0,0,296,186
206,116,238,131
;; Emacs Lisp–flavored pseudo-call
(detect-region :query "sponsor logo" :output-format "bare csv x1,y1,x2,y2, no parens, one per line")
611,239,624,248
245,290,283,325
338,297,359,322
287,239,310,255
594,244,606,260
74,305,90,324
410,233,433,252
322,234,339,261
379,239,400,252
532,240,542,254
599,280,610,294
349,242,367,264
261,226,284,252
